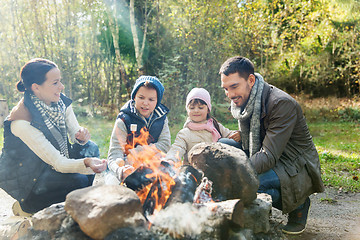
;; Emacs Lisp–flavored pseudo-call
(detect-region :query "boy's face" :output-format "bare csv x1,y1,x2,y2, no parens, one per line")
134,86,157,118
187,101,209,123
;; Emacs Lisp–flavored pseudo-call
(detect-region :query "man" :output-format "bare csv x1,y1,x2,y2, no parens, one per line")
219,56,324,235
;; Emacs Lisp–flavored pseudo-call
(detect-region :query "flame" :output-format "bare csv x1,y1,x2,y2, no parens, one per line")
116,126,213,225
122,127,181,216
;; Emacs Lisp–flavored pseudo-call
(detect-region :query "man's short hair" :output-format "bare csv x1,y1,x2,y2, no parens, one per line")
219,56,255,80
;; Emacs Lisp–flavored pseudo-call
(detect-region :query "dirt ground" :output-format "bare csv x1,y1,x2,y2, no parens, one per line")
0,184,359,240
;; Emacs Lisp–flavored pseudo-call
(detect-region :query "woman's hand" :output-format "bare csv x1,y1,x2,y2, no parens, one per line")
84,158,107,173
75,127,91,144
229,131,241,142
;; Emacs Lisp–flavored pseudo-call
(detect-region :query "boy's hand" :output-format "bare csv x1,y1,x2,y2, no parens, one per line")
75,127,91,144
117,165,135,182
229,131,241,142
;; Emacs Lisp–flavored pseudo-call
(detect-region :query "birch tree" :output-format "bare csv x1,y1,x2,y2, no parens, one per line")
129,0,154,75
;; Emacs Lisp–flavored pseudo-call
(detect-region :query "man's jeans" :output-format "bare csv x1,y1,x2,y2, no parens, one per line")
258,169,282,210
21,140,99,213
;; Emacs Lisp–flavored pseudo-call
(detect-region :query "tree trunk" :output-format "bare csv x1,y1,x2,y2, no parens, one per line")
129,0,152,76
108,0,131,101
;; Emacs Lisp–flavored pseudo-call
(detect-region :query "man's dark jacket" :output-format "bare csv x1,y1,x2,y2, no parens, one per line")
250,82,324,213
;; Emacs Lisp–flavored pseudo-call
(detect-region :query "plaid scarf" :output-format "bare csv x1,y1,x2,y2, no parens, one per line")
30,94,69,158
231,73,264,157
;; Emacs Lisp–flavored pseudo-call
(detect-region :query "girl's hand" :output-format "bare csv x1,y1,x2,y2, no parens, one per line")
229,131,241,142
75,127,91,144
84,158,107,173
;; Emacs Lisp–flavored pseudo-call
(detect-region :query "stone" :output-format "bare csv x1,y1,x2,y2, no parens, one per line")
64,185,146,240
32,202,68,235
242,193,272,233
229,228,254,240
188,142,259,205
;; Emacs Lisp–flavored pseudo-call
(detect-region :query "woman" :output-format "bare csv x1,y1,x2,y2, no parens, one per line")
0,58,107,216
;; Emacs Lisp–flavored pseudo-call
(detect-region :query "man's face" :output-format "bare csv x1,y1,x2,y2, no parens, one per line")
221,72,255,108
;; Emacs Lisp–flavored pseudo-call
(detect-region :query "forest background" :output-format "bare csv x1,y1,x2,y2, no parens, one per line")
0,0,359,119
0,0,359,192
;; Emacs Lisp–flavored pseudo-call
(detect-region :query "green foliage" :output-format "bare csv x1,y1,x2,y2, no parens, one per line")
0,0,359,113
337,107,360,122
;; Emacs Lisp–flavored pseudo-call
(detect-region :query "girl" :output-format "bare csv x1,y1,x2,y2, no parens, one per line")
107,76,171,183
0,58,107,216
165,87,240,164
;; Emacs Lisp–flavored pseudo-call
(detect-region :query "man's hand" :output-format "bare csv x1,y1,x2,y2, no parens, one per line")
84,158,107,173
229,131,241,142
75,127,91,144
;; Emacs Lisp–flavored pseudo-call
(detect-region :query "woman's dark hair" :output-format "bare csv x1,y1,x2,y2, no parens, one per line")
17,58,58,92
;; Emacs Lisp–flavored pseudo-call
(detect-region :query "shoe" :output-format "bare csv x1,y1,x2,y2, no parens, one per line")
282,197,311,235
12,201,33,217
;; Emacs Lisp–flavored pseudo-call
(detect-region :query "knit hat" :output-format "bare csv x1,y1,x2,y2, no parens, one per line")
131,76,164,105
186,88,212,111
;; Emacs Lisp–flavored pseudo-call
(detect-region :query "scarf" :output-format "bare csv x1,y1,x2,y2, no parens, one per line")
231,73,264,157
30,94,69,158
186,118,221,142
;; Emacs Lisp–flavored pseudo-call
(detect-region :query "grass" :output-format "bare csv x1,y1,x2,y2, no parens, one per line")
1,98,359,192
309,122,360,192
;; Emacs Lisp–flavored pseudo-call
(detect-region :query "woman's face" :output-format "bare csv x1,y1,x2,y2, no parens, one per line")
134,86,158,118
32,68,64,105
187,101,209,123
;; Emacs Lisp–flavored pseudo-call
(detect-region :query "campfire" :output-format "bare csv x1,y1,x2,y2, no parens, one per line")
5,128,273,240
120,127,209,219
87,126,263,239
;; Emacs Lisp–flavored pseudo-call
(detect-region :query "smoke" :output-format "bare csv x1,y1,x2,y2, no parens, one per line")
149,202,213,238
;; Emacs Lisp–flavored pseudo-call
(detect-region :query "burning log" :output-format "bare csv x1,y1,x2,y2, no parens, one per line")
126,161,179,217
142,178,162,216
123,166,154,191
164,165,203,207
193,177,213,204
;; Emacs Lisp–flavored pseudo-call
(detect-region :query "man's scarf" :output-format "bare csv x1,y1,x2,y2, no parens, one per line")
186,118,221,142
231,73,264,157
30,94,69,158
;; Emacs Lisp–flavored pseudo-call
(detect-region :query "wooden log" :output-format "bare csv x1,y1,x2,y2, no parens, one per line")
123,166,154,191
0,216,32,240
164,165,202,207
197,199,245,227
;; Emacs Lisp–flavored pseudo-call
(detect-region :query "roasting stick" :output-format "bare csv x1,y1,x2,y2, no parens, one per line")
130,124,137,149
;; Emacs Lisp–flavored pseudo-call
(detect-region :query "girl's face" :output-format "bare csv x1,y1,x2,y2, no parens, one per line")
134,86,157,118
187,101,209,123
31,68,64,106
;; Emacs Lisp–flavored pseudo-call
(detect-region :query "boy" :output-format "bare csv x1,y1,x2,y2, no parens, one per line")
107,76,171,183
